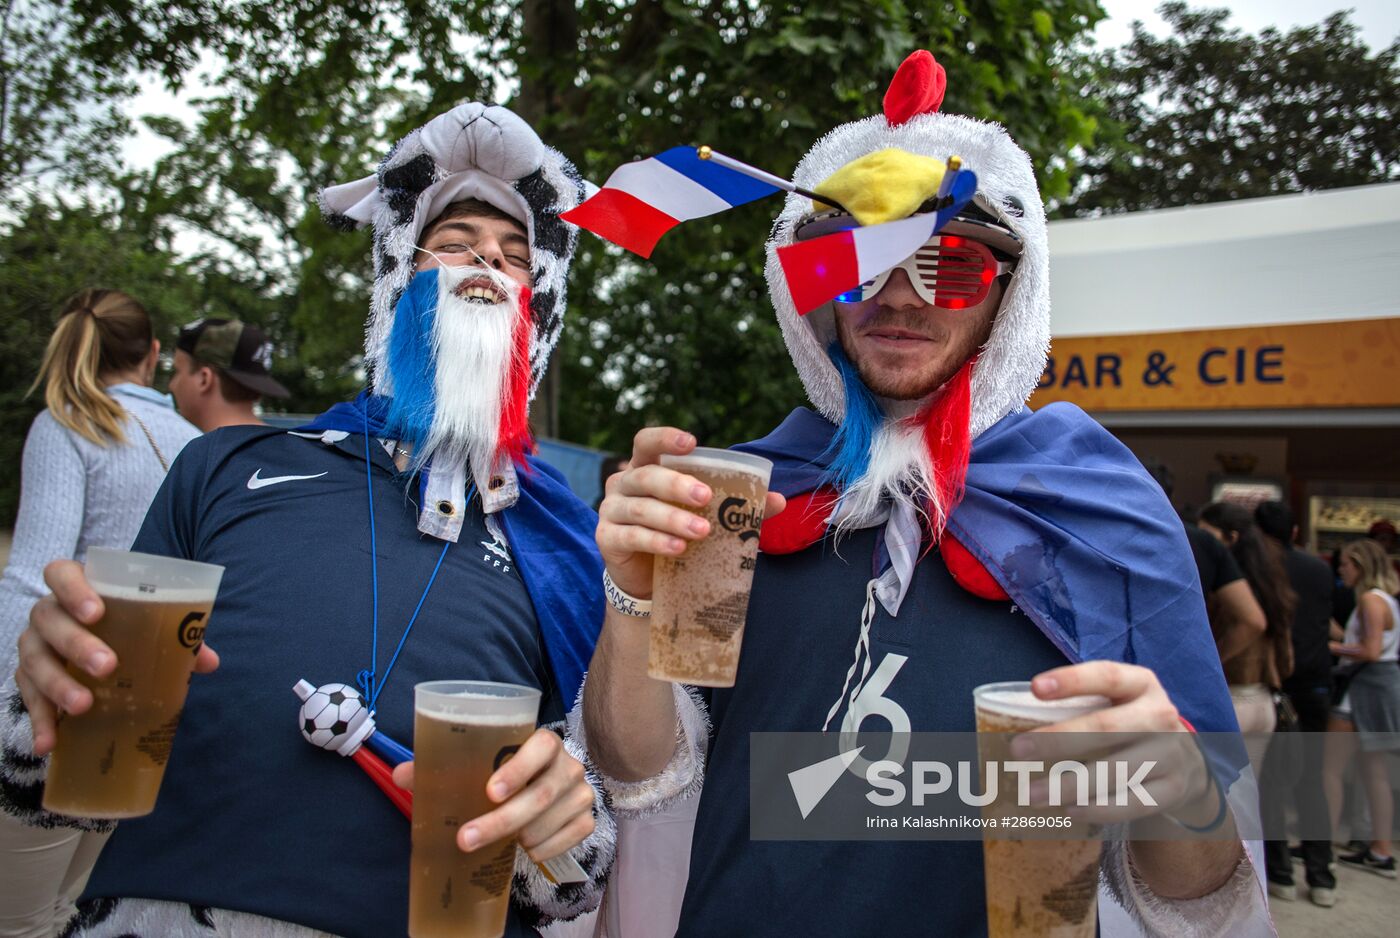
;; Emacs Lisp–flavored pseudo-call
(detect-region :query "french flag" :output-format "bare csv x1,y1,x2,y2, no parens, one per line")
777,168,978,315
562,147,780,258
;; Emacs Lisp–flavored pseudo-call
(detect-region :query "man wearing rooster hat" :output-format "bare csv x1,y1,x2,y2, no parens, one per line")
581,52,1271,934
9,104,614,937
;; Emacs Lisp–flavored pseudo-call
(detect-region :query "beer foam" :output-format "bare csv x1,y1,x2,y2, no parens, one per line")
93,583,218,604
417,708,538,726
975,687,1108,723
662,450,772,484
418,691,539,724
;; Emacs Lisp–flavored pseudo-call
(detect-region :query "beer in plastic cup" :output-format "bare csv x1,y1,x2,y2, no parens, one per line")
43,548,224,818
409,681,541,938
649,448,772,687
973,681,1110,938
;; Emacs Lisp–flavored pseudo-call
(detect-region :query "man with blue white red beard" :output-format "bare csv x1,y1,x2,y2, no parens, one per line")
578,51,1275,936
9,103,615,938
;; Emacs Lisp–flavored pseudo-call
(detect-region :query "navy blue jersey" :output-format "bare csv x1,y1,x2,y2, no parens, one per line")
678,527,1069,937
84,427,558,938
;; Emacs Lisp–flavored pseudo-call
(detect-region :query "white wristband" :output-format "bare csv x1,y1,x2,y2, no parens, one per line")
603,569,652,617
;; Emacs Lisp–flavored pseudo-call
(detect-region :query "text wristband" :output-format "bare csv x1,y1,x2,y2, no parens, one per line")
603,570,652,618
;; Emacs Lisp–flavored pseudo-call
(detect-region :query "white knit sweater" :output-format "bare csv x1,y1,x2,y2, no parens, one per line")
0,384,199,679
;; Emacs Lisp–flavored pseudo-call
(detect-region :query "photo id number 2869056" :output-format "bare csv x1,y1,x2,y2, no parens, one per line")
1000,815,1074,829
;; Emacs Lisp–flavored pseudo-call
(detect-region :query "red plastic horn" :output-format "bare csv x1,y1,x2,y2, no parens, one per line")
884,50,947,126
352,746,413,818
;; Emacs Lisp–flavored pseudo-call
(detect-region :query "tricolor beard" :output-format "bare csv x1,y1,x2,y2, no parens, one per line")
415,264,533,481
829,358,974,542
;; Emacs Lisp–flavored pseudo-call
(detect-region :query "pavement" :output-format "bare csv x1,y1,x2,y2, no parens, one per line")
1271,853,1395,936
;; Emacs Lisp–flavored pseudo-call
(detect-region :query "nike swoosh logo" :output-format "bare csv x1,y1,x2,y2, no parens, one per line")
247,469,328,490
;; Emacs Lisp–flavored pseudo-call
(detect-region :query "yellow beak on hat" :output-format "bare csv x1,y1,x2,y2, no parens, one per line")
811,148,947,227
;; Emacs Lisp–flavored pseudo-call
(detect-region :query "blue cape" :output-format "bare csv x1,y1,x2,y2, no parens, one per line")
736,402,1241,738
299,393,602,709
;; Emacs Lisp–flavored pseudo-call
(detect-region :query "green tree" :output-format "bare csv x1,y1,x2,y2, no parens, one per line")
1061,2,1400,216
72,0,1107,452
5,0,1107,506
543,0,1106,449
0,0,137,196
0,192,288,521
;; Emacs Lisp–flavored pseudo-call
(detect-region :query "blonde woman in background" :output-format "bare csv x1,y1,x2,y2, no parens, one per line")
1323,538,1400,880
0,290,199,936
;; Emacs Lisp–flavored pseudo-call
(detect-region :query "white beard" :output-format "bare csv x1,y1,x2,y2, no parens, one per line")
415,264,523,484
829,418,942,537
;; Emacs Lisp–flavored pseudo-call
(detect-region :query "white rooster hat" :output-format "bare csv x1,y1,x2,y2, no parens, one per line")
766,51,1051,440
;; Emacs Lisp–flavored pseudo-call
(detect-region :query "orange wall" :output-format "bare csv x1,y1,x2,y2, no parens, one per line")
1033,317,1400,411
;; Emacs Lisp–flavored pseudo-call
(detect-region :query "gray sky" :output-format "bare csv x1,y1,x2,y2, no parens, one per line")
1096,0,1399,49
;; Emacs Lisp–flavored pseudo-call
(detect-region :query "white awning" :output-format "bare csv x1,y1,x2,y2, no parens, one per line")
1047,181,1400,338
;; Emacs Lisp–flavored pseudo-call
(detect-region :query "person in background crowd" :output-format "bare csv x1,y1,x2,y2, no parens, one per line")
1254,500,1336,907
168,318,290,432
0,289,199,937
1197,502,1295,774
1142,463,1269,671
1366,520,1398,557
1330,549,1358,643
1323,538,1400,879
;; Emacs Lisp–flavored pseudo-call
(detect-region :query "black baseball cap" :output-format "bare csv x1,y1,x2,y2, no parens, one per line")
177,318,290,399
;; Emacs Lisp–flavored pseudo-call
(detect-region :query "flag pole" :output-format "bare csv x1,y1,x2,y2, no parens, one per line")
697,146,849,215
935,155,963,208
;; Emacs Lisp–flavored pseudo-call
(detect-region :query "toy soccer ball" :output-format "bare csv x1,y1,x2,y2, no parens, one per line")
293,680,373,755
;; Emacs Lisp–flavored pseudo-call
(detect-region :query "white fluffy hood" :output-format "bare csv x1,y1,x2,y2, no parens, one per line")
765,70,1050,439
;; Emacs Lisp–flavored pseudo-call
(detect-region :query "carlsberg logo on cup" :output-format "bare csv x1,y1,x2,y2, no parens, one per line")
718,497,763,541
177,612,207,652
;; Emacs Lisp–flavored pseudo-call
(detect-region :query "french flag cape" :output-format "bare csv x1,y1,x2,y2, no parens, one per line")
736,402,1247,780
297,395,603,708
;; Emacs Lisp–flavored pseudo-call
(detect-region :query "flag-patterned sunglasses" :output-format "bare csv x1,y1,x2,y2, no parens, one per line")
833,235,1015,309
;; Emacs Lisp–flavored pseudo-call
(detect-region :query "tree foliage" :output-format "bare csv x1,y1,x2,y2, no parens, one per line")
534,0,1106,448
1060,2,1400,216
0,0,137,194
2,0,1107,523
0,190,315,521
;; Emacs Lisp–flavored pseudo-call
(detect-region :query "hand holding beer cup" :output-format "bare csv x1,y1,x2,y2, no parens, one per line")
389,726,596,863
596,428,786,600
16,558,222,758
23,550,225,818
391,682,594,938
1013,661,1224,830
597,428,785,686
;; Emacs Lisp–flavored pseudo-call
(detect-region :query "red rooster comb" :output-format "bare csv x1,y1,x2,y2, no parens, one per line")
883,51,946,126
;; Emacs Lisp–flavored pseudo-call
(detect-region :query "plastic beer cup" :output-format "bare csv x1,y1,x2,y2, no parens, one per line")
409,681,541,938
974,681,1110,938
43,548,224,818
649,448,772,687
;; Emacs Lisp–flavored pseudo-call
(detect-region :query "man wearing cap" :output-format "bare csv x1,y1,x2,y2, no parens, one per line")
580,51,1271,935
169,318,291,432
11,103,613,937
